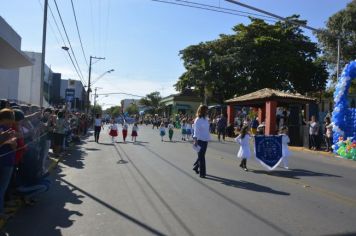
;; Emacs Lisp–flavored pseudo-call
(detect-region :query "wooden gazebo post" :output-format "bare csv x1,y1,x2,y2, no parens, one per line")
227,104,235,125
265,100,277,135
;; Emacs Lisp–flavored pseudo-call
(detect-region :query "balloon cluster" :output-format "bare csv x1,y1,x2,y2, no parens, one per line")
332,60,356,157
335,137,356,160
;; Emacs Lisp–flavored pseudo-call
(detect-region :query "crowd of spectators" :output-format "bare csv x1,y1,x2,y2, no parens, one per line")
0,99,89,224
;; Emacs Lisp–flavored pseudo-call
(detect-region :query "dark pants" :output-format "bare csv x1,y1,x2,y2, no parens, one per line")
217,128,226,141
94,126,101,142
310,134,318,149
325,135,333,151
193,140,208,177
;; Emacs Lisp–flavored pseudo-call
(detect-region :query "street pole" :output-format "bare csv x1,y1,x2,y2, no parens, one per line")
40,0,48,107
88,56,92,114
87,56,105,114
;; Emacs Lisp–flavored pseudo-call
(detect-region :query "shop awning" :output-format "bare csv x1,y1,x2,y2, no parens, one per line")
0,37,33,69
176,104,191,109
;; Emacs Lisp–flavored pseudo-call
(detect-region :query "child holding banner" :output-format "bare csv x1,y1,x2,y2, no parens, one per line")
280,126,290,169
235,125,251,171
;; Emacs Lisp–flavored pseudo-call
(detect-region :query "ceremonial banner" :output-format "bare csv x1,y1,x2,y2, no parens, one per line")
254,135,283,170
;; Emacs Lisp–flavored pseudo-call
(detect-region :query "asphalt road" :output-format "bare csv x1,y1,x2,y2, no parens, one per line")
3,125,356,236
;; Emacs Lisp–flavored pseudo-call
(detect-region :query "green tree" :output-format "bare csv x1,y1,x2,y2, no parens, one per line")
316,0,356,75
176,16,328,100
139,91,162,114
125,103,139,115
106,106,121,117
91,105,102,115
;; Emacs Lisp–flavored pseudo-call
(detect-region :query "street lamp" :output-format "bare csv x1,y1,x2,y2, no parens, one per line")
92,69,114,85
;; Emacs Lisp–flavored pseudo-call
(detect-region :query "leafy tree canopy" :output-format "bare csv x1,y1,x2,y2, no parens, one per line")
316,0,356,73
176,16,328,103
125,103,139,115
106,106,121,117
139,91,162,114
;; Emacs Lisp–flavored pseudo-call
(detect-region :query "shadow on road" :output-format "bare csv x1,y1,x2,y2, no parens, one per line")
252,168,342,179
142,146,290,236
205,174,290,196
2,176,84,236
59,178,167,236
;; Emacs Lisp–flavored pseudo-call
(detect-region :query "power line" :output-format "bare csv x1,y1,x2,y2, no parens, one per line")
53,0,86,82
176,0,276,19
37,0,87,87
48,2,87,86
70,0,89,67
151,0,277,23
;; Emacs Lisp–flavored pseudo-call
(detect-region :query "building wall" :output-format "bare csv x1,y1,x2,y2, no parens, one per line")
0,16,21,100
18,51,42,105
121,99,140,112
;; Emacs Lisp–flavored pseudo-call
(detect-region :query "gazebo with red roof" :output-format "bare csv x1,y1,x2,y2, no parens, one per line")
225,88,316,136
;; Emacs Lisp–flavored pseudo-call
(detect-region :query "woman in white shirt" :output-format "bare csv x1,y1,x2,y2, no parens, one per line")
193,105,211,178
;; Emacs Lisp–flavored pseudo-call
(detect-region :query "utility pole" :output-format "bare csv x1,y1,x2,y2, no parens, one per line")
40,0,48,107
87,55,105,113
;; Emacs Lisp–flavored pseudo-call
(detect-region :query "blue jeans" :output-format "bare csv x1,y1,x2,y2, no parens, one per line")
194,140,208,177
0,165,14,214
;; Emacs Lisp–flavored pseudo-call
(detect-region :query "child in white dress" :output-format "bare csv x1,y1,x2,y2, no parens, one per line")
280,126,290,169
185,120,192,141
235,125,251,171
181,120,187,141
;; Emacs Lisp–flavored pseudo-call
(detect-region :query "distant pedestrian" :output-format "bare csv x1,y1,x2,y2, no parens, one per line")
279,126,290,169
192,105,211,178
250,116,259,135
308,115,319,150
181,119,187,141
324,117,333,152
109,120,118,143
94,114,103,143
131,123,138,142
159,123,166,142
122,122,128,143
186,120,192,141
217,114,227,141
235,125,251,171
168,122,174,141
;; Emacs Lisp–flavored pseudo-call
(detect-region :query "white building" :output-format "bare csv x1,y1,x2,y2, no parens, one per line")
121,99,140,112
60,79,85,111
18,51,51,106
0,16,32,101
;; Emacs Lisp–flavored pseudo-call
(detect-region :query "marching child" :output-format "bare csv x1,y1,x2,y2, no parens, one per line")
235,125,251,171
280,126,290,169
185,119,192,141
168,122,174,142
131,123,139,142
181,119,187,141
122,122,128,143
108,119,118,143
159,122,166,142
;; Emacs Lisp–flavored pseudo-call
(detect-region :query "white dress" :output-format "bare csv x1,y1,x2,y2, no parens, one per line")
235,134,251,159
281,134,290,157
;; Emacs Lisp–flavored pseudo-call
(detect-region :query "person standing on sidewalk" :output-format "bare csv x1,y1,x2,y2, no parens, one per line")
324,117,333,152
217,114,227,142
308,115,319,150
192,105,211,178
94,114,103,143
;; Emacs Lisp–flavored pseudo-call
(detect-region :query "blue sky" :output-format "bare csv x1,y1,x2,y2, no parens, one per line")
0,0,351,108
